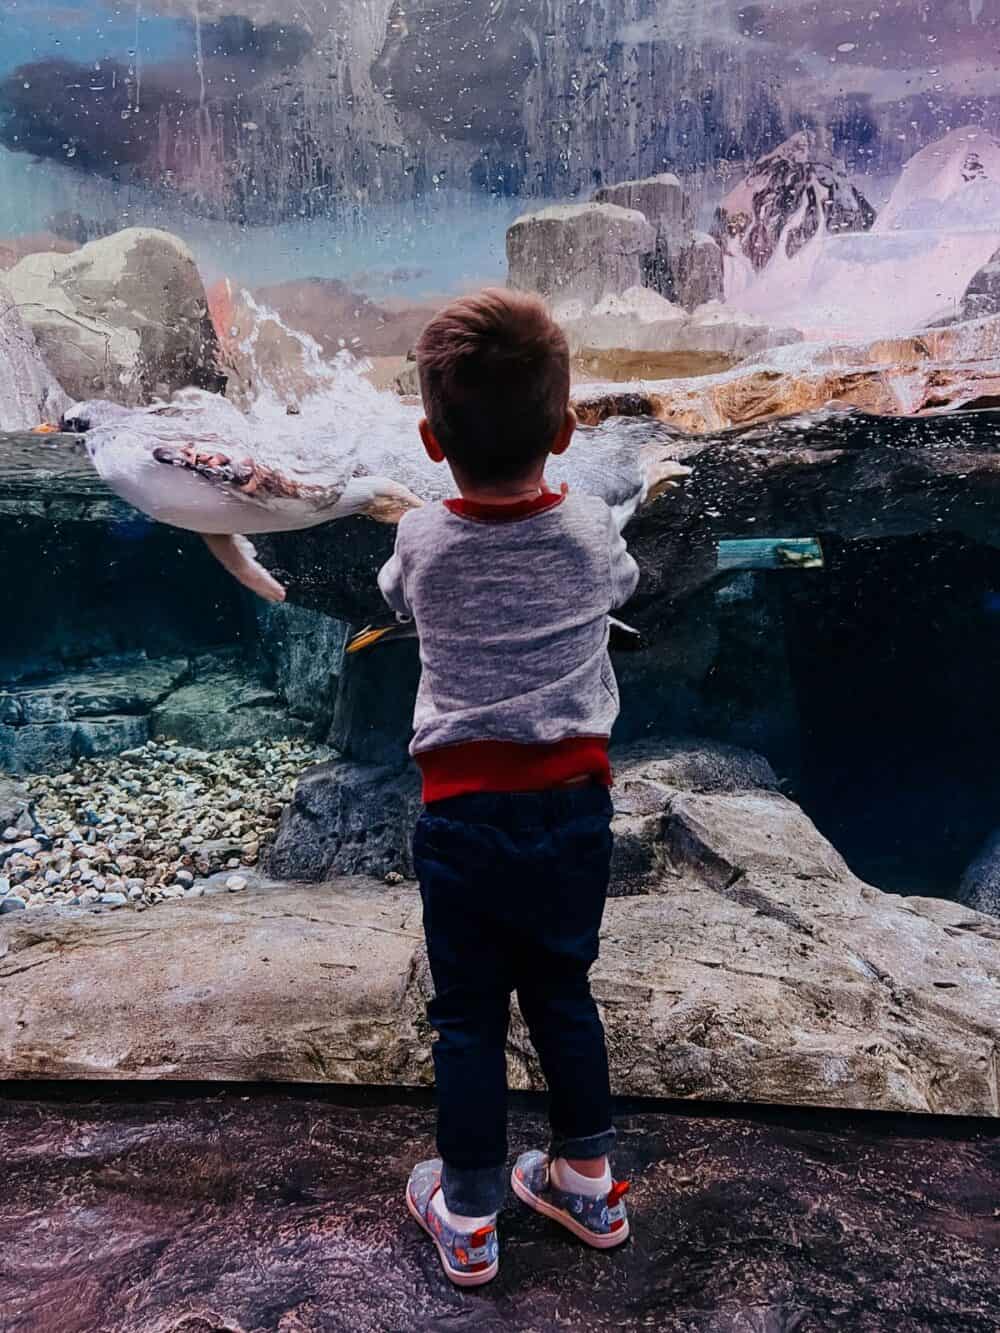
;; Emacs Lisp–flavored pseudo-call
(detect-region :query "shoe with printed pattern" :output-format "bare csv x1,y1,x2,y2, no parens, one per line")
511,1150,630,1248
406,1159,500,1287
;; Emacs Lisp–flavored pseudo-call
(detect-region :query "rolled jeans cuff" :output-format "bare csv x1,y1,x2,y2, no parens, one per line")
441,1161,507,1217
550,1126,617,1162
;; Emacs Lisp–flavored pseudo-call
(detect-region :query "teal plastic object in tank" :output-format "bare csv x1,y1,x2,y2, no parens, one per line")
716,538,824,572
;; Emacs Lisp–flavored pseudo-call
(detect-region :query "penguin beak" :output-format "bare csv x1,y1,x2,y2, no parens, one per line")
346,625,401,654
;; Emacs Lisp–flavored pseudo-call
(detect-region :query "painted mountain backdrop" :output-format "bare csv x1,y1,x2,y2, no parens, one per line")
1,0,998,220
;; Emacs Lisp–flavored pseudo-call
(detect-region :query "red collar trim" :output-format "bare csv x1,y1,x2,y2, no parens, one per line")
444,491,565,523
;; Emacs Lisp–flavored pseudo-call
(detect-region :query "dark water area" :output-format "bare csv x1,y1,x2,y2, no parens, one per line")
0,1086,997,1333
782,533,1000,897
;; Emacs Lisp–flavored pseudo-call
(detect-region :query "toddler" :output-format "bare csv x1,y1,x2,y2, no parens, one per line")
378,288,637,1285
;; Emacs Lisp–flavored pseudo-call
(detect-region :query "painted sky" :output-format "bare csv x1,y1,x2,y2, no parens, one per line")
2,0,187,75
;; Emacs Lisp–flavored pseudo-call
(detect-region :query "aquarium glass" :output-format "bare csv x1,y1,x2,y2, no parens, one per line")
2,0,999,1114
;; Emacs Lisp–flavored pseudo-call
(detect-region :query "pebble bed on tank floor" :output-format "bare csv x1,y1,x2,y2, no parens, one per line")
0,737,329,915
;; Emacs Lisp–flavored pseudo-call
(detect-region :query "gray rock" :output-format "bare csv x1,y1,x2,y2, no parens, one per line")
0,276,68,431
73,716,151,762
507,203,656,306
5,228,222,405
151,663,309,750
255,601,347,730
0,776,33,834
958,829,1000,916
0,723,77,776
3,658,188,724
594,174,694,301
267,760,423,882
610,742,780,895
98,892,128,907
0,658,188,774
673,232,726,311
0,716,151,775
267,740,781,896
961,249,1000,321
3,829,999,1114
0,896,26,913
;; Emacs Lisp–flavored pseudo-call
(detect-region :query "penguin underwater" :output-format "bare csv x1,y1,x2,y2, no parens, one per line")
65,387,692,607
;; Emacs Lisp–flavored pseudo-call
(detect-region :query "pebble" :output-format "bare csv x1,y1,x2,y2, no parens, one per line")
226,876,248,893
12,739,325,916
0,896,27,913
99,892,128,907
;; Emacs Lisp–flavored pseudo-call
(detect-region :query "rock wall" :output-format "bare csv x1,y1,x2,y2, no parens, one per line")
5,740,1000,1118
5,230,222,406
0,280,67,431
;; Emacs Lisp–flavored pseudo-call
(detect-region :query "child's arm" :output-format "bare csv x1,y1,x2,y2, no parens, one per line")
377,537,413,619
609,512,641,610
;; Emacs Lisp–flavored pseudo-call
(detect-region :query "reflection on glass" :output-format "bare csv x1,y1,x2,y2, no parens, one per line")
1,1,1000,1111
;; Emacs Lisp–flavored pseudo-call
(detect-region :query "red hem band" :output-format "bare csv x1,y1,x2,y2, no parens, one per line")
417,737,611,804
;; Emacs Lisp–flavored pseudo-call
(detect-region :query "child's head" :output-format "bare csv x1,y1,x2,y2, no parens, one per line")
415,288,573,487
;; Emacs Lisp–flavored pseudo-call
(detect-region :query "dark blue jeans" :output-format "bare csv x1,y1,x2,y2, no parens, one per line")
413,783,616,1216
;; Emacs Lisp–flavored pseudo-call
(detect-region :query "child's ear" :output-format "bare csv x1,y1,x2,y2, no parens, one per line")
419,418,446,464
550,407,577,458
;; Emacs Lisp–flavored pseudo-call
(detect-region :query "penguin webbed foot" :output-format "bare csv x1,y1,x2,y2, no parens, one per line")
201,534,287,604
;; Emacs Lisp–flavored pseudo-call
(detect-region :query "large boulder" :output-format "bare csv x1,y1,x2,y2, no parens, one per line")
4,740,1000,1116
0,279,67,430
507,203,656,307
4,228,223,405
594,173,693,300
267,760,422,882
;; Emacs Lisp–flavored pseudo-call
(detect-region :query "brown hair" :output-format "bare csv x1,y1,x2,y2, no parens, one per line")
416,288,570,483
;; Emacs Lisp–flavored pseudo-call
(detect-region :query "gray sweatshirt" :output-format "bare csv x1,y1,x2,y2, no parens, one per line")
377,491,640,759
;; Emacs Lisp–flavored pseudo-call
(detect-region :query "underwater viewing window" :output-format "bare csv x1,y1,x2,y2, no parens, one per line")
2,0,1000,1118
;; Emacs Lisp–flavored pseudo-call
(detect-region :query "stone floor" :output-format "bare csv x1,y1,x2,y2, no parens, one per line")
0,1087,997,1333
